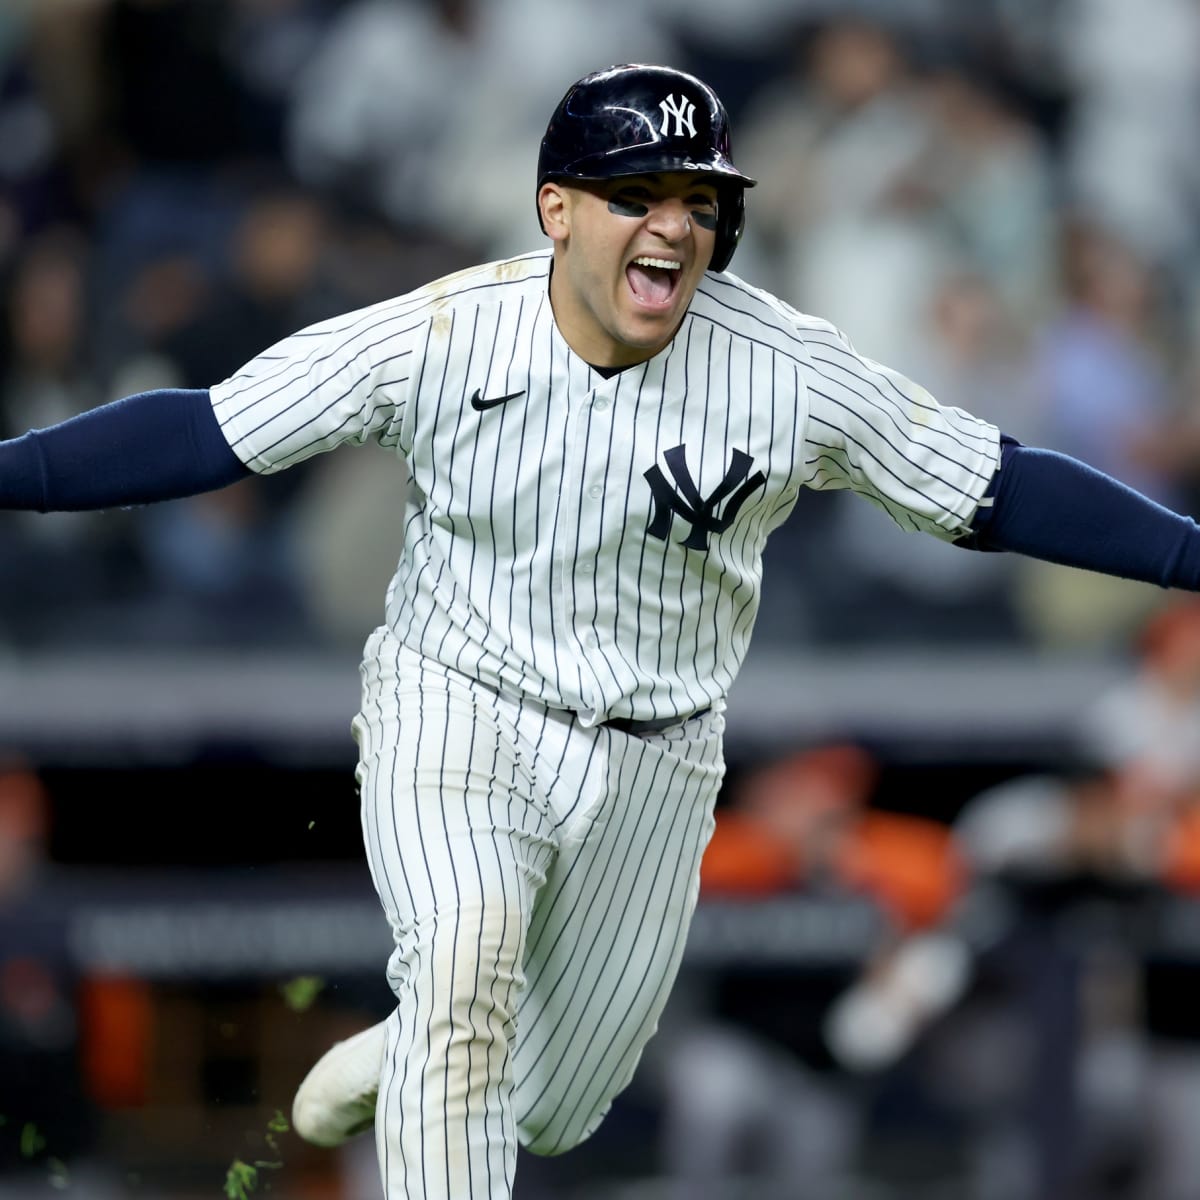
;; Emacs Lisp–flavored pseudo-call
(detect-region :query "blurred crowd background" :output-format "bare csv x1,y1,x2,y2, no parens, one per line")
2,0,1200,652
4,0,1200,1198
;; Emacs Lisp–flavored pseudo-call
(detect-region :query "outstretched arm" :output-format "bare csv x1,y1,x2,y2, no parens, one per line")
0,389,250,512
961,436,1200,590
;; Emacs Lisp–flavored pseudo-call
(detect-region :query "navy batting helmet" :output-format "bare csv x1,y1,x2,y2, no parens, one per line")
537,64,756,273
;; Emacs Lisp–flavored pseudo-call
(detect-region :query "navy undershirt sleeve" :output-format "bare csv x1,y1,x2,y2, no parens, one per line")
0,388,251,512
964,436,1200,591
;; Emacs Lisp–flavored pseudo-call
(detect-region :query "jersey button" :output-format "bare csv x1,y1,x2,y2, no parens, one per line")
588,484,603,499
594,397,610,412
585,633,599,648
578,560,594,574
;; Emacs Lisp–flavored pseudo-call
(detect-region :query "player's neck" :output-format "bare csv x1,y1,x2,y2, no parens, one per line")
547,259,677,370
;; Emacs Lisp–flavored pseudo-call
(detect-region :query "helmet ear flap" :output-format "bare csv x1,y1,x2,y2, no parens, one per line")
710,187,745,273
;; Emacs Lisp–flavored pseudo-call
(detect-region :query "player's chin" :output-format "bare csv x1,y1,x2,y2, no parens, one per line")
618,311,682,353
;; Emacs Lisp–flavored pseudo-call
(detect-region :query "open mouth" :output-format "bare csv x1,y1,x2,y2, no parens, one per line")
626,256,681,308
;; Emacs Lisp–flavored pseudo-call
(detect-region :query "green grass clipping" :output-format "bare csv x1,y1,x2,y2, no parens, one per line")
279,975,325,1013
224,1110,289,1199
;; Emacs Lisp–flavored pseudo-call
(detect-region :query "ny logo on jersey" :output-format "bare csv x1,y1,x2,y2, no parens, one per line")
659,94,697,139
644,444,766,551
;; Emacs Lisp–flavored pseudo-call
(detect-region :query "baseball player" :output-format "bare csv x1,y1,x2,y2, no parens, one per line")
3,63,1200,1199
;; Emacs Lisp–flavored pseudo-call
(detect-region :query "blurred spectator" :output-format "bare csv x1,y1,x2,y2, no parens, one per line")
732,16,977,648
737,16,943,369
663,718,1200,1200
746,42,1059,649
223,0,332,158
0,227,127,644
1119,353,1200,518
949,755,1151,1200
99,247,211,397
904,270,1044,447
290,443,410,651
1015,220,1190,648
1057,0,1200,274
286,0,477,236
1034,220,1184,505
646,0,827,121
651,0,825,57
127,477,314,648
0,759,88,1178
1079,597,1200,798
81,0,309,323
0,758,49,902
0,0,1197,664
901,60,1058,324
1070,598,1200,1200
428,0,682,258
951,613,1200,1200
0,225,97,436
97,0,270,168
158,181,333,388
783,268,1037,647
86,182,341,649
0,10,73,275
0,756,158,1194
700,746,963,929
656,744,969,1198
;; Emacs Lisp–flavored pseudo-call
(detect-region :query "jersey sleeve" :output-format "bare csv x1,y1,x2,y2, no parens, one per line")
797,321,1002,540
208,300,425,474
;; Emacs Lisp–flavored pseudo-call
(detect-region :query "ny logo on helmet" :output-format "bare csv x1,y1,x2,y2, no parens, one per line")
644,445,766,552
659,94,697,139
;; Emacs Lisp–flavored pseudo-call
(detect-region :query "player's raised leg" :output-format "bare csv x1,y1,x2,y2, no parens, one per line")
513,711,725,1156
355,633,556,1200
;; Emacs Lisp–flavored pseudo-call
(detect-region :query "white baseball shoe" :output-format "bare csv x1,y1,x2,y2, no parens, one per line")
292,1019,388,1146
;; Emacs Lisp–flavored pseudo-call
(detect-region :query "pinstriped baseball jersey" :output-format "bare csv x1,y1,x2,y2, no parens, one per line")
210,248,1000,721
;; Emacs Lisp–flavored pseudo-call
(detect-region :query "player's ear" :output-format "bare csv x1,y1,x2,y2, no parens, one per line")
539,182,569,242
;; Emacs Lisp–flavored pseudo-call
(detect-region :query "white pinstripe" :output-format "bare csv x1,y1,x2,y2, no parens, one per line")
209,250,1001,1197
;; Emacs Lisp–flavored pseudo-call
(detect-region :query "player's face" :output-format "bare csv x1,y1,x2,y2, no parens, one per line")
541,173,720,368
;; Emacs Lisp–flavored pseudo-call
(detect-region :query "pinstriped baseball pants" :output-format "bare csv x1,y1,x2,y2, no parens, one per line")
353,627,725,1199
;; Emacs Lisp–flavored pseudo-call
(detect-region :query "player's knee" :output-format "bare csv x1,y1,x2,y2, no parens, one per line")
414,908,527,1036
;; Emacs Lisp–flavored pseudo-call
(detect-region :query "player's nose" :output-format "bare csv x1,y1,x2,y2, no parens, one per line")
645,197,693,243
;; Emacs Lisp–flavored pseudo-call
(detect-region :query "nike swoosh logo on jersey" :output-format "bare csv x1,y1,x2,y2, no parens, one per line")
470,388,525,411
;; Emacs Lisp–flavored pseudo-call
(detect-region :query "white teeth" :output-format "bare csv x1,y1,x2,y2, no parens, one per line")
631,257,681,270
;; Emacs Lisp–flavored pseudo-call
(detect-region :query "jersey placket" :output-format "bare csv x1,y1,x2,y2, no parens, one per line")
558,371,620,722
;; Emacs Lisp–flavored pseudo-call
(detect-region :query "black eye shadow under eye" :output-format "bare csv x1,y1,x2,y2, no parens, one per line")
608,197,649,218
692,209,718,231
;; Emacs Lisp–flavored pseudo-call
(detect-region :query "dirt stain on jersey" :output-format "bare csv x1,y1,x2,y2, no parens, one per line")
908,383,937,425
493,259,526,282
